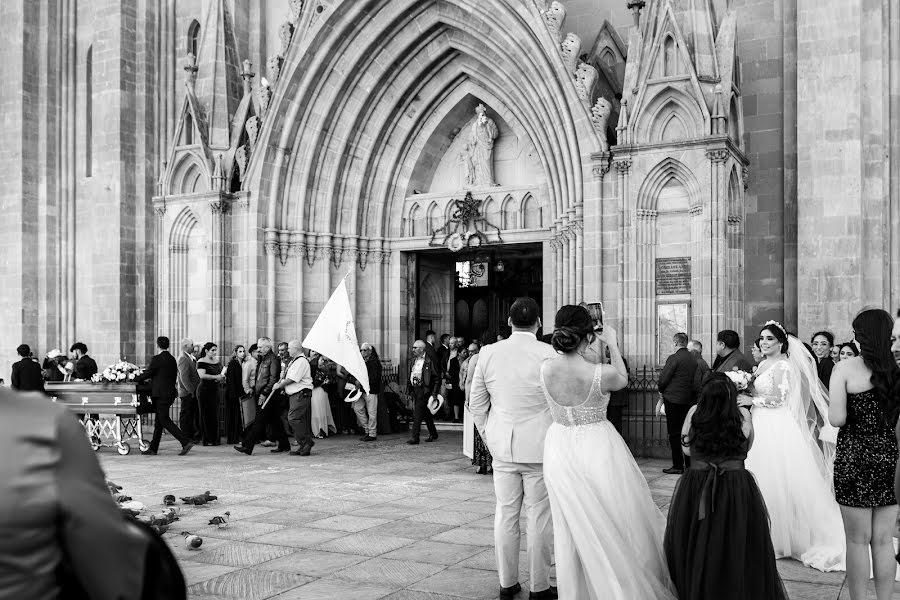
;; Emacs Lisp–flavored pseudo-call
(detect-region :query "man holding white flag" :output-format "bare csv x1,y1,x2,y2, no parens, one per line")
302,273,370,396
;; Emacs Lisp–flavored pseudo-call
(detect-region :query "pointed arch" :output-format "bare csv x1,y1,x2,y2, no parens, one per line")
426,202,440,236
168,152,209,196
168,207,205,344
637,87,704,144
187,19,201,58
500,194,517,230
481,196,499,229
407,203,420,237
659,111,688,143
637,157,702,212
662,34,677,77
521,193,540,228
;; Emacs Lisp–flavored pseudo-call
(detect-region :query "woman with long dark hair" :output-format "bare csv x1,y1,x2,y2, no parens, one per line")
665,373,787,599
224,345,246,444
196,342,225,446
838,342,861,361
830,309,900,599
742,321,845,572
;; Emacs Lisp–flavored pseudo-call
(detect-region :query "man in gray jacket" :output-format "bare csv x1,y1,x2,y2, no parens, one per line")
176,337,201,442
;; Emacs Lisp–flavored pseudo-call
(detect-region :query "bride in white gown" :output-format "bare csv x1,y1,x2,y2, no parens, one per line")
742,320,846,572
540,305,677,599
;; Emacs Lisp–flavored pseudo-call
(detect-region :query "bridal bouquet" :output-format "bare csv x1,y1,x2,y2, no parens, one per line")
92,361,142,383
724,368,754,392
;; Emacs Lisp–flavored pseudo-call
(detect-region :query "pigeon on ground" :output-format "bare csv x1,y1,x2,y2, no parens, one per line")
180,532,202,549
106,481,123,494
202,491,218,501
163,495,176,506
180,495,208,505
208,512,230,527
113,493,132,503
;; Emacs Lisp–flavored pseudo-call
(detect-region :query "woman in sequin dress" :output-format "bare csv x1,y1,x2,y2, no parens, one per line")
540,306,676,599
829,309,900,600
742,322,845,572
665,373,787,600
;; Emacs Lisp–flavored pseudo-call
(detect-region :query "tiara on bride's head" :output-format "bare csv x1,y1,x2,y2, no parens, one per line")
763,319,786,335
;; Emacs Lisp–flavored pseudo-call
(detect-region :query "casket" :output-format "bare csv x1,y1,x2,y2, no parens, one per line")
46,382,150,455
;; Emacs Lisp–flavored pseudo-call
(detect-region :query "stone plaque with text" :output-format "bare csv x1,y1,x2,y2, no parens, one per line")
655,257,691,295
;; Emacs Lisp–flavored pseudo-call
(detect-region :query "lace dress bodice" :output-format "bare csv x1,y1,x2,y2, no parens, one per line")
540,363,610,427
750,360,792,409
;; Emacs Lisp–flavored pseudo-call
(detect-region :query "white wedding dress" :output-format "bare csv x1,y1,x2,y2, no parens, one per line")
540,364,677,600
745,352,846,572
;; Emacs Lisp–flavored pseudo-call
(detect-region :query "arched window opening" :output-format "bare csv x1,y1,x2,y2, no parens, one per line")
663,35,677,77
85,45,93,177
184,113,194,145
187,20,201,58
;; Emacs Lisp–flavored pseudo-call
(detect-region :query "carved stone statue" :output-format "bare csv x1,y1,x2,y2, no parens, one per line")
560,32,581,75
459,143,475,186
468,104,499,187
591,96,613,152
543,1,566,43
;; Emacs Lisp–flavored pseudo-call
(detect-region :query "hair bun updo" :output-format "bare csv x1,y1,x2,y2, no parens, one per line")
552,305,595,354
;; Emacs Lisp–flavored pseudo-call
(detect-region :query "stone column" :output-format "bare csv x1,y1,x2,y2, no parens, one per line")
155,204,168,335
290,231,305,340
614,158,633,360
689,205,706,347
264,227,279,337
208,198,229,346
707,149,729,339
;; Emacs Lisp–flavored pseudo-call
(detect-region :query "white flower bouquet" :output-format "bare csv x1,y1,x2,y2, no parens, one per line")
724,368,754,392
92,361,142,383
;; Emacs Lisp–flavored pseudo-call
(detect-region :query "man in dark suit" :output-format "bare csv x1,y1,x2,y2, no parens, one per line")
11,344,45,393
235,337,288,455
688,339,711,394
176,337,201,441
69,342,98,381
657,332,698,474
406,339,441,445
135,337,194,456
711,330,756,374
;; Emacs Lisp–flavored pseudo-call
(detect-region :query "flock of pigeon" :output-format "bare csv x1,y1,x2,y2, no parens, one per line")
106,480,231,550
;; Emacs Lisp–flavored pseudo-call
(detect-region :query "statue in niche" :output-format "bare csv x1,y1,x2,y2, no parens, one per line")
467,104,499,187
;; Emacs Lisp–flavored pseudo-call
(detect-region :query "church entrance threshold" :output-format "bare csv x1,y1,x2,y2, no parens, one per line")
415,243,542,344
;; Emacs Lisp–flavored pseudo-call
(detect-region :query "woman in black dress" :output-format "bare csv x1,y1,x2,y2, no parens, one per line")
665,373,787,600
830,308,900,600
224,345,246,444
196,342,225,446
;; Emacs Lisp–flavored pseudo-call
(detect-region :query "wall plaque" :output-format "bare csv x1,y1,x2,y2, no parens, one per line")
655,257,691,295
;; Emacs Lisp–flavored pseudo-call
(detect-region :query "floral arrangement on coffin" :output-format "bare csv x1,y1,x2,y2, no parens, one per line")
724,368,754,392
92,361,142,383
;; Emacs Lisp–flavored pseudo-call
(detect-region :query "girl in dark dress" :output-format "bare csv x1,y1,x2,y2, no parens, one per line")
829,309,900,600
665,373,787,600
196,342,225,446
224,346,246,445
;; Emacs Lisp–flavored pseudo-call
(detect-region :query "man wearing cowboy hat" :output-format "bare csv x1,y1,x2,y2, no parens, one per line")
406,339,441,445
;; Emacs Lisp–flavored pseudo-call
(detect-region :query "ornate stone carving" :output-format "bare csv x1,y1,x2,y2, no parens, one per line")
467,105,499,187
636,208,657,220
279,22,295,56
590,96,613,152
742,167,750,191
560,33,581,75
183,53,198,87
574,62,598,105
235,145,249,182
289,0,304,21
264,239,279,257
258,82,272,115
153,202,167,217
266,56,284,85
209,198,230,214
278,242,290,266
379,251,392,264
689,204,703,216
614,158,632,174
706,149,729,163
357,248,370,270
727,214,741,225
543,1,566,43
245,116,260,147
240,59,255,95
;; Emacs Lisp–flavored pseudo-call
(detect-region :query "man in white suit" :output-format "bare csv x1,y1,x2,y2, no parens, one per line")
469,297,558,600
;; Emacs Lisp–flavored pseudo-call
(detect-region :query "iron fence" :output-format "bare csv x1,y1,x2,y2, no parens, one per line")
620,366,670,458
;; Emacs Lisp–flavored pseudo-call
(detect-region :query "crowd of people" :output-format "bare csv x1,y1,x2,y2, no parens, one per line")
7,342,99,392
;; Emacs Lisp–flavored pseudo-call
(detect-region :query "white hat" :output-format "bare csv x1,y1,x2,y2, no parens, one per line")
344,388,363,403
47,349,63,359
427,394,445,415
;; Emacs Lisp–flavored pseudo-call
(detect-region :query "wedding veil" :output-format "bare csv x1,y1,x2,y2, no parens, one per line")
785,335,838,481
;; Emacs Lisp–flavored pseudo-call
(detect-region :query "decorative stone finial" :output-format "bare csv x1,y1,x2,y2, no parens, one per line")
627,1,646,28
234,145,249,183
574,62,598,105
542,1,566,43
616,97,628,143
212,153,226,191
183,53,199,88
266,56,284,85
289,0,304,21
241,60,255,96
712,83,726,134
279,22,295,56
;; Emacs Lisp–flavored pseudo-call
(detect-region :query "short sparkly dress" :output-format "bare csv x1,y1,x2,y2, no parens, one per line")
833,389,899,507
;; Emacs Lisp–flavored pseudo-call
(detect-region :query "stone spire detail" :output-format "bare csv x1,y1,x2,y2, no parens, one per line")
193,0,244,148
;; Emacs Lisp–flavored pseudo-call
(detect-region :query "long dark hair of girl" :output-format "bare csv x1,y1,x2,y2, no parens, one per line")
682,373,747,457
852,309,900,426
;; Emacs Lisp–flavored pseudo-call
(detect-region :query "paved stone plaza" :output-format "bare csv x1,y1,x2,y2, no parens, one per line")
100,432,897,599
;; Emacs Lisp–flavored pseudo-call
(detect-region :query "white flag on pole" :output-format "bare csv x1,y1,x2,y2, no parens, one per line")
302,274,370,394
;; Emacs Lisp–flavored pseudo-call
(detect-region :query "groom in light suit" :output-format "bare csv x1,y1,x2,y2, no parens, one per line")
469,297,558,600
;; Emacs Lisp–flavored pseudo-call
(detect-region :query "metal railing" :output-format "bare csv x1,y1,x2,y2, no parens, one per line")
620,366,669,458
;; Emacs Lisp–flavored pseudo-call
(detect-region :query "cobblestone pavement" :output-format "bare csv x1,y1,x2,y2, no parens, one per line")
100,432,897,599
